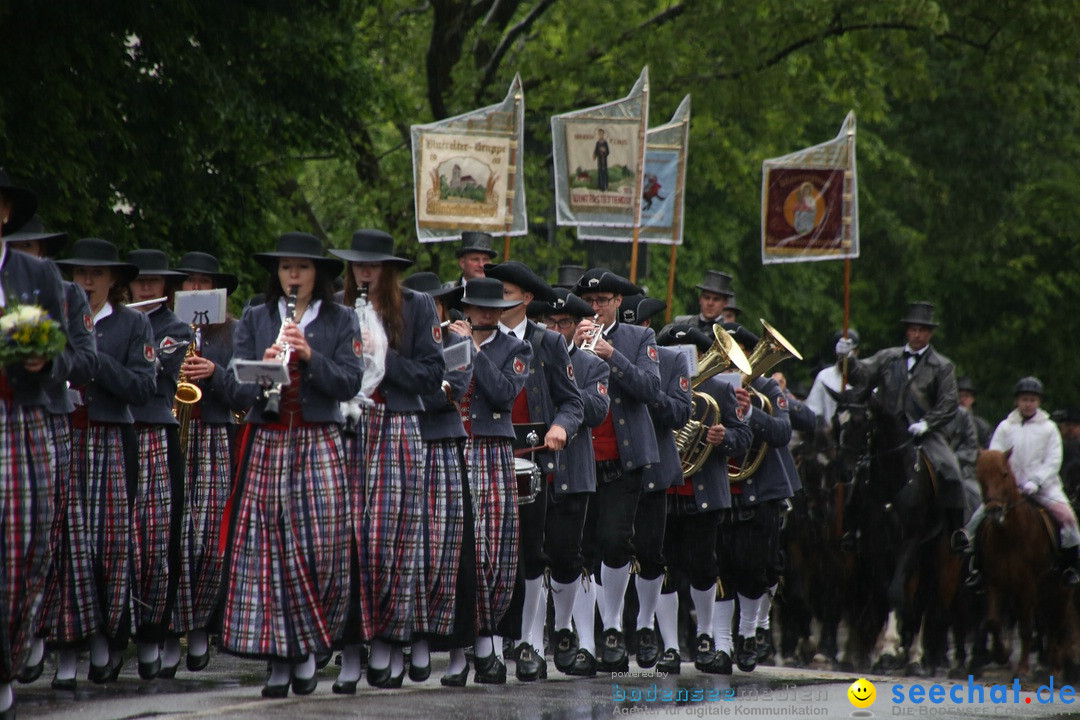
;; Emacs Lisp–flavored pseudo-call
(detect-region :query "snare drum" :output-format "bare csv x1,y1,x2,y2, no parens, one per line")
514,457,543,506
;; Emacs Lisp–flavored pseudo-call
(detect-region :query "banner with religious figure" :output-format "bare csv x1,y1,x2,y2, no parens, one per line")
761,111,859,263
411,74,526,242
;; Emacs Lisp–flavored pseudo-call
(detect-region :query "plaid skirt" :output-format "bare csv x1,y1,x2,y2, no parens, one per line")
172,419,231,633
220,425,350,659
349,405,424,643
40,414,102,645
414,439,466,637
131,426,173,634
0,402,53,682
465,437,518,635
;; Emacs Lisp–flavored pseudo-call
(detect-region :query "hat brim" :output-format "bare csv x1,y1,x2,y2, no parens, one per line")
456,247,498,258
899,318,939,328
695,284,733,296
328,248,414,268
4,228,67,256
172,267,240,295
55,258,140,286
253,252,344,276
1,187,38,236
134,269,188,278
459,297,521,310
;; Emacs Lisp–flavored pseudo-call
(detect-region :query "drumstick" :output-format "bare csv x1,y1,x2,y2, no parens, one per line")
513,444,548,457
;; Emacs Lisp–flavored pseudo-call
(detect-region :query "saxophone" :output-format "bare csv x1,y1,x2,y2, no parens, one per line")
174,327,203,453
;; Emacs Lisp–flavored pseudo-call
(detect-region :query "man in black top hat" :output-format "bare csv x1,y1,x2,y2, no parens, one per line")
552,265,585,291
836,301,965,536
670,270,735,333
446,231,498,288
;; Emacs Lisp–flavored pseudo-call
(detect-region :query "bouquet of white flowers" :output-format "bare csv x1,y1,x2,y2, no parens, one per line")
0,304,67,368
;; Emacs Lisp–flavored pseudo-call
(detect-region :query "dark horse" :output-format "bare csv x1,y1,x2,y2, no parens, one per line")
972,449,1077,679
835,391,963,674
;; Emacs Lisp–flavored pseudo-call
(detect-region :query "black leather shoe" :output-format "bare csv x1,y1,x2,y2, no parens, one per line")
331,677,358,694
17,654,44,684
692,633,716,671
736,634,757,672
636,627,659,669
598,629,628,672
552,628,578,673
950,529,972,554
186,650,210,672
565,648,597,677
440,662,469,687
515,644,546,682
138,657,161,680
261,682,289,698
88,658,122,684
473,653,507,684
704,649,733,675
755,627,775,665
655,649,681,674
291,672,318,695
408,660,431,682
51,675,77,692
157,660,180,679
367,664,404,689
314,650,332,669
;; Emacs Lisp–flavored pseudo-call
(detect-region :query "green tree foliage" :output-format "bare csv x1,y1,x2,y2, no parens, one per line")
3,0,1078,418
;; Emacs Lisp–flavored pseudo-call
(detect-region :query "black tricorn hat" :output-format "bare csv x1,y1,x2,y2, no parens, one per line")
695,270,735,297
402,271,464,301
548,288,595,319
484,261,557,303
553,264,585,290
458,277,521,309
0,169,38,236
174,252,240,295
329,229,413,268
4,215,67,257
253,232,343,276
721,321,760,350
619,294,667,325
56,238,140,285
899,301,939,328
572,267,641,297
657,323,712,353
457,231,498,258
128,249,188,278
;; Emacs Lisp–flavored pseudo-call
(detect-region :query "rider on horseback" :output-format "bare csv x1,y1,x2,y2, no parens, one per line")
835,302,967,543
952,376,1080,586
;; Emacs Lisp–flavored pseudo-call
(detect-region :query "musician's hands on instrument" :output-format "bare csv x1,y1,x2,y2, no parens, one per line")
545,424,568,451
572,319,593,347
734,387,752,416
574,318,613,359
448,319,472,339
706,423,727,445
280,322,311,361
182,355,216,381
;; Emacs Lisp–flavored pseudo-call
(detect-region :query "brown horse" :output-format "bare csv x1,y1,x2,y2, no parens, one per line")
973,449,1076,679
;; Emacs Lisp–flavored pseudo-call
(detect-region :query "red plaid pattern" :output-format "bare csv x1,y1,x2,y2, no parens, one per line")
350,405,424,642
221,425,350,659
40,415,103,645
414,439,466,637
465,437,518,635
131,427,173,632
0,402,53,682
172,418,231,633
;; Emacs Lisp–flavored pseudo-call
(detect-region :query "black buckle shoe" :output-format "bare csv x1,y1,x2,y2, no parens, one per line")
261,681,289,698
17,654,44,684
755,627,775,665
440,662,469,687
636,627,659,669
736,634,757,672
598,629,628,672
692,633,716,671
367,664,405,689
473,653,507,684
515,644,547,682
565,648,597,677
408,659,431,682
705,649,733,675
655,648,681,674
138,656,161,681
331,677,359,694
186,650,210,672
291,671,319,695
552,628,579,673
51,674,77,692
88,657,122,684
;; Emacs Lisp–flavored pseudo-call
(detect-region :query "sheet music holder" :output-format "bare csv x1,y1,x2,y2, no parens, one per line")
174,289,228,325
443,340,473,372
231,359,290,386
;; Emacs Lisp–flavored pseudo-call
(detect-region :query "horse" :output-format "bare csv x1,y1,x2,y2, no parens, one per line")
971,448,1077,679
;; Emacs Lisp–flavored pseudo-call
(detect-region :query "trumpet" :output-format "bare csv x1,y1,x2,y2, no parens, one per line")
262,285,299,422
579,314,606,353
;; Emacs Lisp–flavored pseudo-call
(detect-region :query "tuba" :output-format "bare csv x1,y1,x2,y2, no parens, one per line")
675,325,753,477
727,319,802,482
174,329,203,453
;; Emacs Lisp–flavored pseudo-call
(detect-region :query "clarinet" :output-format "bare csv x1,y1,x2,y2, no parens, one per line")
263,285,299,422
342,282,371,436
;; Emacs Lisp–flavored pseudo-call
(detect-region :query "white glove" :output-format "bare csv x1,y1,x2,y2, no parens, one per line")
908,420,929,437
1021,481,1038,496
835,337,855,357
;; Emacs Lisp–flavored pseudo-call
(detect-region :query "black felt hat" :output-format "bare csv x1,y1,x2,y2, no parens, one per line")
695,270,735,297
721,321,760,350
458,277,521,309
329,229,413,268
128,249,188,278
956,376,976,394
457,231,499,258
548,288,595,319
4,215,67,257
572,267,641,297
402,271,464,301
724,297,742,316
657,323,712,353
56,238,140,286
899,301,940,328
553,264,586,290
619,294,667,325
484,261,557,303
174,252,240,295
0,170,38,236
253,232,343,275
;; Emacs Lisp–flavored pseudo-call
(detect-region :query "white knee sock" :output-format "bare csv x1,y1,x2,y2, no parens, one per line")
714,599,735,654
56,649,77,681
268,660,291,685
689,587,715,641
339,644,362,683
0,682,11,712
293,652,315,681
188,629,209,657
90,633,110,667
369,639,391,670
655,592,680,652
390,646,404,676
520,577,545,650
572,575,597,654
758,585,776,630
411,639,430,668
493,634,504,660
551,579,579,632
528,584,548,652
738,594,763,639
447,648,467,675
137,640,159,664
474,635,494,660
599,562,631,631
26,637,44,667
161,637,182,668
635,575,663,630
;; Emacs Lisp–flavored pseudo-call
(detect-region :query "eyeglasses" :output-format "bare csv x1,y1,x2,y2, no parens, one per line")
585,296,615,307
544,317,578,329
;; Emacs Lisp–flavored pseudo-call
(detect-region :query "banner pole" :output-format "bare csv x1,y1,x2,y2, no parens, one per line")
665,244,677,324
842,257,851,387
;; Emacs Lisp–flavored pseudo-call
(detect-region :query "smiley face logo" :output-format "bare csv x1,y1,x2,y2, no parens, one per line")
847,678,876,708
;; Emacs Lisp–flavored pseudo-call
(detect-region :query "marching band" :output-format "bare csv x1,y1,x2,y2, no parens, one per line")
1,168,1076,717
